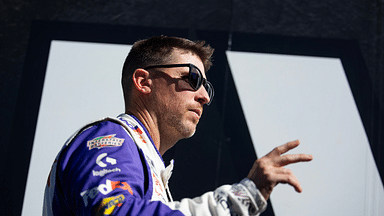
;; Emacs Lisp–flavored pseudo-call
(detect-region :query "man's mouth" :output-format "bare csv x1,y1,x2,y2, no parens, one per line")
190,108,202,119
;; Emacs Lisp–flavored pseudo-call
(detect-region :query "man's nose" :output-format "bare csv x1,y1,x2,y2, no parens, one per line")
195,85,210,105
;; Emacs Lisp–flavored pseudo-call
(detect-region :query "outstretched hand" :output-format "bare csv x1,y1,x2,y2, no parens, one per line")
247,140,313,200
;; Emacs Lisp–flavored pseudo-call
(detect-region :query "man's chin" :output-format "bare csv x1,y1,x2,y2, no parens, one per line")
175,120,198,140
179,127,195,139
181,125,196,139
186,130,196,138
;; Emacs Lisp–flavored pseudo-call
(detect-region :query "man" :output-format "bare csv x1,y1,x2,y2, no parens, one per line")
43,36,313,215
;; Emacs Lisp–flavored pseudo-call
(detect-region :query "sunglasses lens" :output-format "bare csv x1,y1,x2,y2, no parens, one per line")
204,82,214,105
189,66,201,90
189,64,214,105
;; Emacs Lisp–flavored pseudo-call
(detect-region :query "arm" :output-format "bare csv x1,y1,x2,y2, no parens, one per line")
167,178,267,216
167,140,312,215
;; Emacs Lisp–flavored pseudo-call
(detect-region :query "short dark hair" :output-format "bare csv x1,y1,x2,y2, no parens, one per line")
122,36,214,106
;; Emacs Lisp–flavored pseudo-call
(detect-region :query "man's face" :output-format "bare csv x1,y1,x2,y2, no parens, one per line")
148,49,210,141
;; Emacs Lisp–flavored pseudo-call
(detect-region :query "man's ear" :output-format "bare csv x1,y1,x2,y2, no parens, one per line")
132,68,152,94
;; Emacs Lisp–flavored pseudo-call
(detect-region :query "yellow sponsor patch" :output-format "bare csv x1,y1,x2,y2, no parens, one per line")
96,194,125,215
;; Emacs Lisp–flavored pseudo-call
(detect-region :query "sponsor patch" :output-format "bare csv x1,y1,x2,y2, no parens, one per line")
108,180,134,196
135,126,147,143
152,173,164,198
95,194,125,215
87,134,124,150
127,124,147,144
96,153,117,167
81,179,133,207
93,168,121,177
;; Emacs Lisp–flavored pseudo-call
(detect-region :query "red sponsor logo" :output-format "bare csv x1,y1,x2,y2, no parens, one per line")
109,180,133,195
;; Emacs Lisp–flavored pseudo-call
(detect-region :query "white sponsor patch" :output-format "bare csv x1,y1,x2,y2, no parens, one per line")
93,168,121,177
96,153,117,167
87,134,124,150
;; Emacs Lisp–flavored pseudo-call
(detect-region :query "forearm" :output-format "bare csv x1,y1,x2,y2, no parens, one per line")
167,179,267,216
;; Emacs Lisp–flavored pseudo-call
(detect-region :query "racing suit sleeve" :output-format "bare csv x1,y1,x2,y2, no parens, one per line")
168,178,267,216
48,120,266,215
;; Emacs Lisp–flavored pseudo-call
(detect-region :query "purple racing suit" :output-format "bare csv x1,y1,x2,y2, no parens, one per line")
43,113,267,215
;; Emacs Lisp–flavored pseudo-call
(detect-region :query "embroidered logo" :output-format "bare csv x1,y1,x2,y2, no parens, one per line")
127,124,147,144
95,195,125,215
81,179,133,207
87,134,124,150
152,173,164,198
93,168,121,177
96,153,117,167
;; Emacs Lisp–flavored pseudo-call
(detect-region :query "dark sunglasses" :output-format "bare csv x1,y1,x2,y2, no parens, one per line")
144,63,214,105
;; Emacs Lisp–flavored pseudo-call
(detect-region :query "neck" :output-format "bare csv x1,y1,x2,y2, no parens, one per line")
126,104,177,155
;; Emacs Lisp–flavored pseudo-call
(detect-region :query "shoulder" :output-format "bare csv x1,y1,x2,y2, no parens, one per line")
58,117,140,173
48,117,150,214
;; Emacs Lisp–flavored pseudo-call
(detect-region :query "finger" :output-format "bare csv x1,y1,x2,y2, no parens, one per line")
273,140,300,156
275,167,293,175
274,172,303,193
278,154,313,166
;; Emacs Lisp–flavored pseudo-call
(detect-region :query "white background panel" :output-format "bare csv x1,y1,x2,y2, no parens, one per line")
22,41,131,216
22,42,384,216
227,51,384,216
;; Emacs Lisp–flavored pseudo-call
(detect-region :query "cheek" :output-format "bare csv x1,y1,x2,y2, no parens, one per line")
152,80,190,109
175,79,191,91
164,87,186,105
164,97,184,116
154,90,182,113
